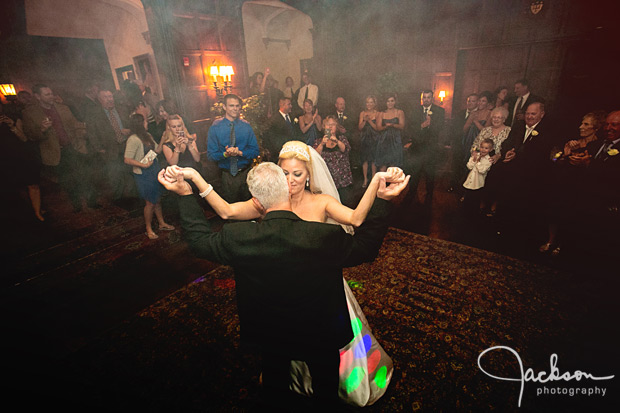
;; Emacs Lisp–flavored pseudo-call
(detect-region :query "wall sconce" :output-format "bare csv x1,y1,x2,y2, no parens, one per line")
208,65,234,100
0,84,17,97
438,90,446,104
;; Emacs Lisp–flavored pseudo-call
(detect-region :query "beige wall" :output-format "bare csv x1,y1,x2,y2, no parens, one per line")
242,0,313,92
24,0,159,93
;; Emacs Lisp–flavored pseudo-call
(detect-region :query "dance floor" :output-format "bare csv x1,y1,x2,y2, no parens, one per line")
2,178,618,412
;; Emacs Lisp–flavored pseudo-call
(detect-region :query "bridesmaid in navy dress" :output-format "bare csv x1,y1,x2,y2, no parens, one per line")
358,95,379,187
298,98,322,147
375,94,405,171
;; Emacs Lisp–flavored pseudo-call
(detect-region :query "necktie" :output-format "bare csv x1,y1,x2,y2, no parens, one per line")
512,97,522,126
108,109,124,143
229,121,238,176
304,86,309,101
285,114,292,131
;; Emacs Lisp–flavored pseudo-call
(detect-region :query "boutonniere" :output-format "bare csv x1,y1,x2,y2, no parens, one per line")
343,115,348,120
427,111,433,116
294,118,298,123
608,148,619,156
531,130,539,136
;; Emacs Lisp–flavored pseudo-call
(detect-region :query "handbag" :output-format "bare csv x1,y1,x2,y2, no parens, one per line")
290,278,394,406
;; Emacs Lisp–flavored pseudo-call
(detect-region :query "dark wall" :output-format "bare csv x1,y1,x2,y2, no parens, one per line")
284,0,620,126
0,35,113,101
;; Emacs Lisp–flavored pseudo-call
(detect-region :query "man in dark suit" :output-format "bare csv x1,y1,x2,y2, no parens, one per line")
84,89,134,204
447,93,478,193
264,97,296,161
405,89,446,204
506,78,543,127
333,96,359,168
583,110,620,246
493,101,554,214
158,162,409,408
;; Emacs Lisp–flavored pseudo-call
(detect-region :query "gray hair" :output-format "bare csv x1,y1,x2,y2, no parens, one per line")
491,106,509,119
246,162,289,210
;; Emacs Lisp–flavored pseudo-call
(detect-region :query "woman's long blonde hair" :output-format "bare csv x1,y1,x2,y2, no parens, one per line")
161,114,191,145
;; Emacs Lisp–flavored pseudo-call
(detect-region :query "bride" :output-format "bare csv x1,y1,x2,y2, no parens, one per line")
165,139,402,406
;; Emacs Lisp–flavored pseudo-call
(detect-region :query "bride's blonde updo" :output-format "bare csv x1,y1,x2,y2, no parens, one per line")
278,140,318,193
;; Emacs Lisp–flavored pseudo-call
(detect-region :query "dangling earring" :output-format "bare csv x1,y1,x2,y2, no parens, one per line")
306,178,310,188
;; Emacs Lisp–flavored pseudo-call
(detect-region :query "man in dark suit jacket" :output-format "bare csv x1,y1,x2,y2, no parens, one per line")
158,162,409,407
333,96,358,167
506,78,543,127
405,89,446,204
84,89,134,203
493,101,554,213
264,97,296,161
447,93,479,192
584,110,620,218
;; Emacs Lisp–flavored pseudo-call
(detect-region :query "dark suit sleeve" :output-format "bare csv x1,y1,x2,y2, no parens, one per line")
340,198,393,267
177,194,232,265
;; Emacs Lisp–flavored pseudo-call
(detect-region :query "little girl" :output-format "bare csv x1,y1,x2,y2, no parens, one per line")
462,138,494,213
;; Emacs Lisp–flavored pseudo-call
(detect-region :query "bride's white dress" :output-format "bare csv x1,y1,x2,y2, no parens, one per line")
289,147,394,407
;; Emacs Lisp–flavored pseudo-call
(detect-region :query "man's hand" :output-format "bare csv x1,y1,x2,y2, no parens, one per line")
377,175,411,201
503,148,516,162
41,117,53,132
158,167,193,196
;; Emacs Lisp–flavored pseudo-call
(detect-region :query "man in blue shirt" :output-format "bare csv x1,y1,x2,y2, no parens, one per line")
207,94,260,202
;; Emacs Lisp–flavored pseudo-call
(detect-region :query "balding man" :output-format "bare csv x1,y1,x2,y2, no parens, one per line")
492,101,555,213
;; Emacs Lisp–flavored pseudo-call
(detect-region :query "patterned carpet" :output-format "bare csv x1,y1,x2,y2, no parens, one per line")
46,227,618,412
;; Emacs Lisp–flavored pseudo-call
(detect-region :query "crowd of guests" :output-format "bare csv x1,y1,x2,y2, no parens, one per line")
3,74,618,256
2,79,202,239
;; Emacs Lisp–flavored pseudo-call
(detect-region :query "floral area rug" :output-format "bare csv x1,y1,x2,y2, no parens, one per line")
58,228,617,412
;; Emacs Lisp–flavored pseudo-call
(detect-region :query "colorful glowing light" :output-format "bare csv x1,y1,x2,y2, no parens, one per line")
374,365,388,388
343,366,366,394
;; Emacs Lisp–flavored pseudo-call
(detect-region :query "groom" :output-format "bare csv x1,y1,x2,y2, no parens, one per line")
159,162,409,407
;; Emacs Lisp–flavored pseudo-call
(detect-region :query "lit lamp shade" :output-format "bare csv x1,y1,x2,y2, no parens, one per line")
209,66,220,81
220,66,234,81
438,90,446,102
0,84,17,96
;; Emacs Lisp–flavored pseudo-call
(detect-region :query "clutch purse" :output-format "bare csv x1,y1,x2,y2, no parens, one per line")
140,150,158,164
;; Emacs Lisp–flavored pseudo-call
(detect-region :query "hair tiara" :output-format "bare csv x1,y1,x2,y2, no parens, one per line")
279,141,310,162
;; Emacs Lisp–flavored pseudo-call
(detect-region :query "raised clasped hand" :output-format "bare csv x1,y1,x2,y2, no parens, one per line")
383,167,405,183
158,166,192,195
377,175,411,201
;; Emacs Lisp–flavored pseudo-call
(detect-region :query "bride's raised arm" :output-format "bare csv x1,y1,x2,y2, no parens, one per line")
324,167,404,227
168,166,262,221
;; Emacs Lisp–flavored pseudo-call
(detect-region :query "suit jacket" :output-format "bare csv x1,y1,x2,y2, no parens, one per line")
264,111,296,161
584,138,620,210
334,112,356,140
506,93,543,127
21,102,87,166
449,108,470,147
84,104,130,160
500,117,555,183
409,104,446,154
177,194,392,358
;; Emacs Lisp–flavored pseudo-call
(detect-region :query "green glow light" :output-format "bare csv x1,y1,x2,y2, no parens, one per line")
374,365,388,388
351,317,362,337
343,366,366,394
